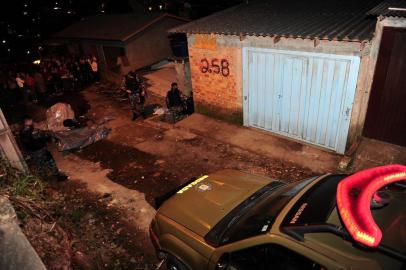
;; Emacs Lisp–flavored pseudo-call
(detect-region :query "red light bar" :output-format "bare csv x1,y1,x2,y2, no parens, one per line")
336,164,406,248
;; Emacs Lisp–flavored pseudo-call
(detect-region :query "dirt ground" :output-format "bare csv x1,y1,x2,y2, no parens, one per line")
4,84,315,269
16,181,155,270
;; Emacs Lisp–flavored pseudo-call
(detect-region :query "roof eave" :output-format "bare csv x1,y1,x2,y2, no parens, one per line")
123,13,191,41
175,31,370,43
51,36,126,45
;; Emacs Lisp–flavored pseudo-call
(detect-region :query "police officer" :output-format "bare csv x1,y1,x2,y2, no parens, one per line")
20,118,68,181
125,72,146,121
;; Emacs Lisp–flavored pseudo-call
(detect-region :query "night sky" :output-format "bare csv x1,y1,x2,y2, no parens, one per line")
0,0,242,61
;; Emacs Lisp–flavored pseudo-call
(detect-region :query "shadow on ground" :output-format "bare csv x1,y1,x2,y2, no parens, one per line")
75,140,179,207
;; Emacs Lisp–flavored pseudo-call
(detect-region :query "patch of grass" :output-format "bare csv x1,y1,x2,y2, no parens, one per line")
0,158,46,199
11,174,46,199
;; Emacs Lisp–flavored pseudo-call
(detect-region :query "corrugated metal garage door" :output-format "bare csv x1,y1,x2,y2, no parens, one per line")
243,48,360,154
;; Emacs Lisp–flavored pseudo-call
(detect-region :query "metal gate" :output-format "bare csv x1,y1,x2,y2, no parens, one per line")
243,48,360,154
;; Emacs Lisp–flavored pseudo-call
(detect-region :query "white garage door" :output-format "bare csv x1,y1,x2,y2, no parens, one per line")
243,48,360,154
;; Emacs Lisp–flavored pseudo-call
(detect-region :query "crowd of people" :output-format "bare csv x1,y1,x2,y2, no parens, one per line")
0,55,99,104
0,54,196,183
0,55,99,182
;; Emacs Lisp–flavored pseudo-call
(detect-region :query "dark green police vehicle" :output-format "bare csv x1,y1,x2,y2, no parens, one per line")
150,165,406,270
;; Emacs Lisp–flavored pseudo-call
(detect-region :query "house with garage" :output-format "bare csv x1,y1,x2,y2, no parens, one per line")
51,13,189,81
170,0,406,155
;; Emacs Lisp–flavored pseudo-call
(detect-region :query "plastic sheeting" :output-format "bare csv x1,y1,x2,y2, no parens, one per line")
46,103,75,132
53,126,111,151
143,104,162,117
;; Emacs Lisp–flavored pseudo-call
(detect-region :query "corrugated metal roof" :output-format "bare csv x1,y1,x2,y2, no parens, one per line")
54,13,188,42
367,0,406,17
170,0,383,41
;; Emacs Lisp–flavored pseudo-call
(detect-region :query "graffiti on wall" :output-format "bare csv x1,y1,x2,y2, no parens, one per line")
200,58,230,77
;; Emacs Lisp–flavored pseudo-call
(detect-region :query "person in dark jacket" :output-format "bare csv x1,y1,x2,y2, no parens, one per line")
166,82,183,110
20,118,67,181
34,69,47,101
125,72,146,120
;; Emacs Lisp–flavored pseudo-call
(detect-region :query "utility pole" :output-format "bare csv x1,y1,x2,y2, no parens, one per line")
0,108,27,172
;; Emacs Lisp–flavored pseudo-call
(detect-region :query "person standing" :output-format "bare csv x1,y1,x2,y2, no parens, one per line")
51,64,62,95
16,73,28,103
78,58,87,86
125,72,146,120
34,68,47,101
25,72,38,103
7,71,19,103
90,56,99,82
85,56,93,85
20,118,68,181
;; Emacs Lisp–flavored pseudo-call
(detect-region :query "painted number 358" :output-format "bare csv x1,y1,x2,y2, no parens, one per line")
200,58,230,77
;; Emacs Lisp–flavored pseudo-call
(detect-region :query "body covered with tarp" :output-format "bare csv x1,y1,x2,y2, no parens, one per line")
53,126,111,151
45,102,111,151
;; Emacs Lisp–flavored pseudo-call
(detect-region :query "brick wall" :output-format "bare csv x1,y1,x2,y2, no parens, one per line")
187,34,243,124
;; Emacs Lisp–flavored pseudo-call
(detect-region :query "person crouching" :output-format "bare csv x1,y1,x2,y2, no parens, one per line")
20,118,68,181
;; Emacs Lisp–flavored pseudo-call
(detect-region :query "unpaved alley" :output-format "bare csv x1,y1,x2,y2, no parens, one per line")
47,84,315,268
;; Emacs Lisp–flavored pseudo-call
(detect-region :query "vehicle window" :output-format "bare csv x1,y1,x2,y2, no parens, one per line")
206,178,315,247
220,178,315,245
220,244,325,270
281,175,346,227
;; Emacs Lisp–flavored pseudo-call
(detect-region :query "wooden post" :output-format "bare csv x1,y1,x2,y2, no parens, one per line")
0,108,27,172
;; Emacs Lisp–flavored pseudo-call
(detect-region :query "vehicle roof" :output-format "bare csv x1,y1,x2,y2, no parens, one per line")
273,174,405,269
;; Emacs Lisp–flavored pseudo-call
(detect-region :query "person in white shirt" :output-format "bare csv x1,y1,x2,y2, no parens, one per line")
16,73,24,89
16,72,33,104
90,56,99,82
16,73,28,103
